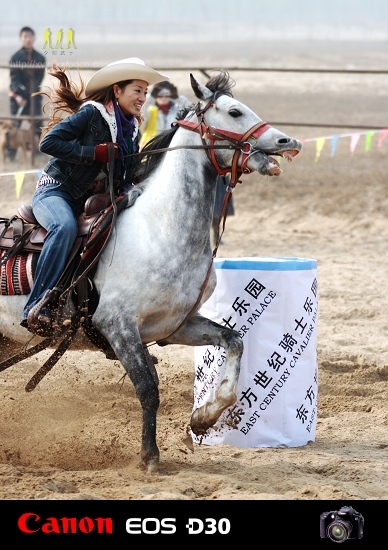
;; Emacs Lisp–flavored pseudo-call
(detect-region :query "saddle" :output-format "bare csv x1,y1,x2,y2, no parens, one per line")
0,192,129,356
0,145,134,388
0,193,115,261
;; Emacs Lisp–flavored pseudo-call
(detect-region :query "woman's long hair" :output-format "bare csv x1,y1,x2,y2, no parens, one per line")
35,63,142,137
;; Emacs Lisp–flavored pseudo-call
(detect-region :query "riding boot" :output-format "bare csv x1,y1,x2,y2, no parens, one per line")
25,288,60,337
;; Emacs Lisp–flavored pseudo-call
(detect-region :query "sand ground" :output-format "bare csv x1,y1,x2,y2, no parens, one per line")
0,41,387,501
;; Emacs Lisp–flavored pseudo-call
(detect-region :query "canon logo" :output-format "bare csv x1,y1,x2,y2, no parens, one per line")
17,513,113,534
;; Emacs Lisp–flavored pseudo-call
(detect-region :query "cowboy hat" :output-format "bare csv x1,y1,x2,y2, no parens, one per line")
85,57,169,95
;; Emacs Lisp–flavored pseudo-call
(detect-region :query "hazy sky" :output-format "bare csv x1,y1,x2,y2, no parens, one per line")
1,0,387,66
1,0,387,38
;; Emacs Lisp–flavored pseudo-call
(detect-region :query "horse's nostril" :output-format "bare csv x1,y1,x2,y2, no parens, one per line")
278,138,290,144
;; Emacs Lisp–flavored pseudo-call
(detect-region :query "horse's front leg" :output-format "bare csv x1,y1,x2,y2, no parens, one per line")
96,317,160,474
162,313,243,435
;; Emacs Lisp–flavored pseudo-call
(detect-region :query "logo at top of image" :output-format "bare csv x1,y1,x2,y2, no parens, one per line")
320,506,364,543
42,28,76,54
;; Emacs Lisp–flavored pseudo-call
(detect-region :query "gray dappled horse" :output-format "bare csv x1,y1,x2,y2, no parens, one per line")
0,71,302,473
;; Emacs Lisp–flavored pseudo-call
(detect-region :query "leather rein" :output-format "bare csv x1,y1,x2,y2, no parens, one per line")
150,100,272,346
130,101,272,189
175,116,271,188
128,100,272,250
176,101,271,248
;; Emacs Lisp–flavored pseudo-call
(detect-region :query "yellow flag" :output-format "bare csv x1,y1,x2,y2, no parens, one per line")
315,138,325,162
14,172,26,199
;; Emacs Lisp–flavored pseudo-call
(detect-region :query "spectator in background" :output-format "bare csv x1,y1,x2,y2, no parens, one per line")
8,26,46,159
139,80,190,148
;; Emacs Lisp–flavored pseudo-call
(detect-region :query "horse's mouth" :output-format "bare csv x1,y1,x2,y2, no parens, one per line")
273,149,300,162
248,147,301,176
268,149,300,174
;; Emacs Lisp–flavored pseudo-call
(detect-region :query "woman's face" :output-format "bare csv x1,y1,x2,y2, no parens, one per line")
114,80,148,116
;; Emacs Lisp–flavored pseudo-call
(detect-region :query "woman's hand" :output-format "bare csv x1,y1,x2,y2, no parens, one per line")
94,142,119,163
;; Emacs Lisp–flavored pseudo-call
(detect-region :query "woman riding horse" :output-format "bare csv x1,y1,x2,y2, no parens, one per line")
1,68,301,473
21,58,168,337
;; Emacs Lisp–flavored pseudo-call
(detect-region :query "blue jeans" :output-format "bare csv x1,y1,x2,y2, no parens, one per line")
22,181,87,319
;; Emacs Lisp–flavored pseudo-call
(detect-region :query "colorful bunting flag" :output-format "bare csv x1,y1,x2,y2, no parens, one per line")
364,131,375,152
315,138,326,162
302,128,388,161
14,172,26,199
331,135,339,157
350,133,361,155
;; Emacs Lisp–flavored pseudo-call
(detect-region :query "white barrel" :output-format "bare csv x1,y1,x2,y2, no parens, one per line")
193,257,318,448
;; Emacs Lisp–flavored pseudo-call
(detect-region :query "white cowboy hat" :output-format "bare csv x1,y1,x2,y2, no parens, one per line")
85,57,169,95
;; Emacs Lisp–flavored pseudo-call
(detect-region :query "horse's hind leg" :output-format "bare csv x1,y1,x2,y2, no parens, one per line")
143,344,159,386
161,313,243,435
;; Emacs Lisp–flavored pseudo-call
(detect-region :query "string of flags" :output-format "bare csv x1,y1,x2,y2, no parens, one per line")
302,128,388,162
1,128,388,197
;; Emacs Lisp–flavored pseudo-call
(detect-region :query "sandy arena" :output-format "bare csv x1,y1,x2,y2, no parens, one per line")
0,41,387,500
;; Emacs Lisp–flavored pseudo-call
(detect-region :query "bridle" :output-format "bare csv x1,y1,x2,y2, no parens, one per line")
174,99,272,254
129,98,272,190
127,98,273,248
176,100,272,189
154,99,273,347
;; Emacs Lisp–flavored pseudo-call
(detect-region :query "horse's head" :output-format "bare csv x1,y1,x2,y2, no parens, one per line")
187,70,302,182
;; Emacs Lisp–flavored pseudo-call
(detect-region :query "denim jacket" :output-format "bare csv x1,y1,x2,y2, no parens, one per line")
40,104,113,199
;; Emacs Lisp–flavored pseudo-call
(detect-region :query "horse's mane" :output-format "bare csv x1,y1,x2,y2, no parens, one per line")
205,69,235,99
134,70,235,184
134,107,190,183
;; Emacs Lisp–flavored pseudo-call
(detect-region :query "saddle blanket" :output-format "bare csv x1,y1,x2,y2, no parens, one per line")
0,250,38,295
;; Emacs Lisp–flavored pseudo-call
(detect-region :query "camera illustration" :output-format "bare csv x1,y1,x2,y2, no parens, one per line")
320,506,364,543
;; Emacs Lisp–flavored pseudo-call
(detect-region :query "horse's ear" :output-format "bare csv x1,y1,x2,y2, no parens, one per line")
190,73,212,100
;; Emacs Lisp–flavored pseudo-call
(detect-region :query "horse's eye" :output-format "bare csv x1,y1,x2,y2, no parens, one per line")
229,109,241,118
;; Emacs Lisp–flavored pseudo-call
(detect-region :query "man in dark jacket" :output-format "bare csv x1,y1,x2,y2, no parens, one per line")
8,26,46,160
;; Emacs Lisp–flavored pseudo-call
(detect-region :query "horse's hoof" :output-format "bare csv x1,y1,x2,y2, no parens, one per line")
142,459,159,474
147,462,159,474
140,455,160,474
190,409,212,436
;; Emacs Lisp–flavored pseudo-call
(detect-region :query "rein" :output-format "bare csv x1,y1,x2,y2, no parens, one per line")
1,103,272,375
153,100,272,347
175,118,271,187
124,102,272,252
174,102,271,253
125,142,240,156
